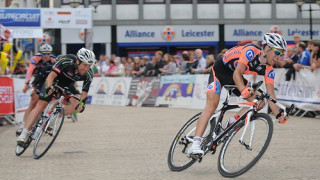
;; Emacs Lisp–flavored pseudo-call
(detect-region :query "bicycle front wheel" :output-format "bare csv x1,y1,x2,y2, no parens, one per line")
33,108,65,159
168,112,201,171
218,113,273,178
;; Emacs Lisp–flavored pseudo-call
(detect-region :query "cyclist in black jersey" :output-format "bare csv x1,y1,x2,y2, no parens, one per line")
17,48,96,145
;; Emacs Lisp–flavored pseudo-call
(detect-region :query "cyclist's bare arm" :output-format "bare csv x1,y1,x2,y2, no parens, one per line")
45,72,57,88
266,83,288,123
80,91,88,100
233,62,247,92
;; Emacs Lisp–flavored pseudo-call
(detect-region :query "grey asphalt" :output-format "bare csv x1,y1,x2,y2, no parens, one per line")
0,105,319,180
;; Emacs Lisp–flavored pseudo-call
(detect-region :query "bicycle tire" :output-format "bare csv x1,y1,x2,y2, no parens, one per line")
33,108,65,159
218,113,273,178
15,114,42,156
15,137,32,156
168,112,201,171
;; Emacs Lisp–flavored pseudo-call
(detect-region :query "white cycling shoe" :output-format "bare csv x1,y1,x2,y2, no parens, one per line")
187,141,204,156
16,134,29,146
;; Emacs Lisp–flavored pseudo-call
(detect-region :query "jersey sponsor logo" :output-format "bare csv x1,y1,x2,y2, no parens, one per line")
267,69,275,79
67,71,74,76
208,84,214,90
53,67,61,74
31,59,36,65
245,49,254,61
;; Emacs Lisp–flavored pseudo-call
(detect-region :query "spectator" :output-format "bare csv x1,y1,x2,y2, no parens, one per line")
13,63,26,75
143,56,158,76
125,56,133,76
201,54,215,73
179,53,197,74
191,49,206,74
109,57,125,77
101,58,110,76
293,33,301,45
275,47,298,68
173,55,181,68
307,39,313,52
310,40,320,72
154,50,164,74
139,56,149,75
130,56,141,76
105,60,116,76
217,49,228,59
286,42,311,81
159,53,176,75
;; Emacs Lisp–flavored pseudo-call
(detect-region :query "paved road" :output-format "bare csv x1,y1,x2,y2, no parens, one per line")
0,105,320,180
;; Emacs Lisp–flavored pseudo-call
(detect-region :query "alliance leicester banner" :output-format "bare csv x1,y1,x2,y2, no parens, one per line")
0,77,14,115
274,68,320,111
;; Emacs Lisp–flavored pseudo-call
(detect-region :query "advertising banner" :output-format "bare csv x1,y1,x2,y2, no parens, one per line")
117,25,219,43
0,77,14,115
0,9,41,27
41,8,92,29
274,68,320,111
127,77,161,107
156,75,196,108
10,28,43,38
190,74,209,109
13,78,31,123
225,24,320,42
91,77,132,106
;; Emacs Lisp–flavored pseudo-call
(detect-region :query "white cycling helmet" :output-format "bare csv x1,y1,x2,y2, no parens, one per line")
39,43,53,52
77,47,96,65
262,33,287,51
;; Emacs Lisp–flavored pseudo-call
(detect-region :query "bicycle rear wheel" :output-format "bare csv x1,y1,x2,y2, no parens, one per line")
33,108,65,159
168,112,201,171
218,113,273,178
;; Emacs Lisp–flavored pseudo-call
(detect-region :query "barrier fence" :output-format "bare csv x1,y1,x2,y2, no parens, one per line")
1,68,320,124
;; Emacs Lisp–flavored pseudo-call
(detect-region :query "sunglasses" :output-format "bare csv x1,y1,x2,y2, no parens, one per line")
42,53,50,55
271,47,284,56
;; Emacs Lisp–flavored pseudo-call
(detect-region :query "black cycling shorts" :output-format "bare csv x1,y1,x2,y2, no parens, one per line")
207,58,250,96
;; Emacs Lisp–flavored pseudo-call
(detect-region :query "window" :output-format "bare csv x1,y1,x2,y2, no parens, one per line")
171,0,192,3
144,0,165,3
116,0,139,4
276,0,294,2
251,0,271,3
101,0,111,4
198,0,219,3
61,0,84,5
224,0,245,3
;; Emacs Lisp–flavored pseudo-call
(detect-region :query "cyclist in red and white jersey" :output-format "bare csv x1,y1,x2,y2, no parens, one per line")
188,33,289,156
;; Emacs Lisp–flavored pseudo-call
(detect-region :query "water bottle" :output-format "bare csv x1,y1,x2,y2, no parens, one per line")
32,126,42,140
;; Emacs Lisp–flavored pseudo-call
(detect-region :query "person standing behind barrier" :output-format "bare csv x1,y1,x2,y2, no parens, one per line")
154,51,164,75
125,56,133,76
159,53,177,75
201,54,215,74
191,49,206,74
140,56,148,75
130,56,142,77
143,56,158,76
108,57,125,77
310,40,320,72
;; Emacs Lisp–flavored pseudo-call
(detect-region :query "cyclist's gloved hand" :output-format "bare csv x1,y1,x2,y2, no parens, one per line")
44,85,55,97
241,87,254,98
74,98,87,114
276,110,289,124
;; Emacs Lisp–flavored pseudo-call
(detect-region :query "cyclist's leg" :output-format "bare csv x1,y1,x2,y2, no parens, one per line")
23,90,40,122
64,84,81,115
188,69,222,155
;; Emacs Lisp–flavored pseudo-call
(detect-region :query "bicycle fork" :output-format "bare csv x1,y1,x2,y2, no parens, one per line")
239,111,255,150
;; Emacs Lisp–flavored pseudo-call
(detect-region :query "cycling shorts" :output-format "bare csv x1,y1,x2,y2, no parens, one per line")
207,58,250,96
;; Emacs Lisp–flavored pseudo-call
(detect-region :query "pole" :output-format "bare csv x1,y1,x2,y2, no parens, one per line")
309,3,313,40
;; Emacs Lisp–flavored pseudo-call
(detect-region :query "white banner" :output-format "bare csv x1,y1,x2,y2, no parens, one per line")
13,78,31,123
10,28,43,38
190,74,209,109
274,68,320,111
90,77,132,106
41,8,92,29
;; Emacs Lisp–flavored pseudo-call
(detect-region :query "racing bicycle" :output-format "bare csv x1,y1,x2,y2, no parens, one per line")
15,83,85,159
167,81,294,177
